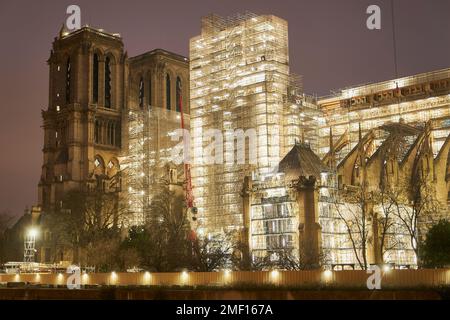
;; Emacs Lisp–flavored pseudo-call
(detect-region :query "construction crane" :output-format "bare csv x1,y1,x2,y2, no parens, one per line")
177,80,198,240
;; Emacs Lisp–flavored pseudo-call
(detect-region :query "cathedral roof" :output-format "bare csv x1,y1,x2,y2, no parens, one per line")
129,48,188,63
278,142,329,180
58,25,123,42
368,124,422,165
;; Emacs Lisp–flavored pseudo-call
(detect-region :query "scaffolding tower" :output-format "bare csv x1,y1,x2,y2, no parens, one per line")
122,106,190,226
190,13,322,236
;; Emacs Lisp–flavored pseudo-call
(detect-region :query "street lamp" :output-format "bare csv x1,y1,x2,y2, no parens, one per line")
28,228,38,238
24,227,39,264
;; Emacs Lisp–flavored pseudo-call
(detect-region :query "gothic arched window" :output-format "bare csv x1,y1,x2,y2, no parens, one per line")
94,155,105,176
176,76,182,112
107,158,120,178
104,57,112,108
93,54,99,103
166,73,171,110
139,77,144,108
65,57,71,104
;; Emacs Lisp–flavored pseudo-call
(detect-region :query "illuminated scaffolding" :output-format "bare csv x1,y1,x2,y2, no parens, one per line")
190,13,321,236
249,143,332,261
249,173,299,259
318,68,450,163
121,106,189,226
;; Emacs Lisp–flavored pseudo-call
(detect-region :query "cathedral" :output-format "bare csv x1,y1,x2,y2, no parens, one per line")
38,26,189,214
31,15,450,268
33,25,189,263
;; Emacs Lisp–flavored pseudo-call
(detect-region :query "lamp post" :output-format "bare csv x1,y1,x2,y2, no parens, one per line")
24,228,38,265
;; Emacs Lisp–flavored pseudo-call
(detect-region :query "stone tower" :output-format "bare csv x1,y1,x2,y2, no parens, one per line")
38,26,126,212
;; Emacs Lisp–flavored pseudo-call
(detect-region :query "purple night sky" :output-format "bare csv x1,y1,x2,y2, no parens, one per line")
0,0,449,219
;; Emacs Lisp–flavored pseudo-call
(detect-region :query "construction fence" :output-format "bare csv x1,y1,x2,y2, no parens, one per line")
1,269,449,289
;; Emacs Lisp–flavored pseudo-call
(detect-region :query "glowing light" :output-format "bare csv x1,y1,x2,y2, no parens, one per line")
270,270,280,280
111,271,118,283
222,269,232,284
323,270,333,280
143,271,151,284
35,274,41,282
28,228,38,238
181,270,189,283
383,265,391,273
82,272,89,284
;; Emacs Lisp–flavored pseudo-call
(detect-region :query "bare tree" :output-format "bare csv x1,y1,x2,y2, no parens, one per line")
334,184,373,270
334,183,409,269
121,180,192,272
190,231,236,272
388,179,440,266
273,246,330,270
0,211,13,235
46,187,131,264
147,180,191,271
230,238,273,271
376,186,409,263
84,236,140,272
0,211,14,263
42,209,71,264
122,225,167,271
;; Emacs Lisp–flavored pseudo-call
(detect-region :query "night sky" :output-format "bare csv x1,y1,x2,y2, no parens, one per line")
0,0,449,219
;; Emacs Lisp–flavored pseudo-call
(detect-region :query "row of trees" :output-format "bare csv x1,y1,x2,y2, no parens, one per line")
40,181,336,272
40,183,251,272
120,226,329,272
3,172,448,270
2,189,449,271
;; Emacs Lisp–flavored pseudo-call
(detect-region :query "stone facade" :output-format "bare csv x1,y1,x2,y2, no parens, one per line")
38,26,189,215
38,27,125,212
36,26,189,263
